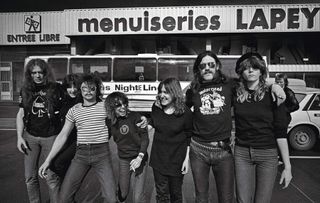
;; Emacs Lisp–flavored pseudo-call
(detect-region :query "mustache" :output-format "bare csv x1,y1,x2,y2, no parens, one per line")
203,70,213,74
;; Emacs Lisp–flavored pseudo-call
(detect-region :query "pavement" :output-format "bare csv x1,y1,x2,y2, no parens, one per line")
1,129,320,203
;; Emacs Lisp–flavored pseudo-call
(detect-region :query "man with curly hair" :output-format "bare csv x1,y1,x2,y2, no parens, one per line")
16,58,63,203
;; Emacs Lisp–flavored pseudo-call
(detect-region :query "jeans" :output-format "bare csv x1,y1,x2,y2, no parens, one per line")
51,139,76,179
189,139,234,203
59,142,117,203
234,145,278,203
118,157,148,203
153,169,184,203
24,131,60,203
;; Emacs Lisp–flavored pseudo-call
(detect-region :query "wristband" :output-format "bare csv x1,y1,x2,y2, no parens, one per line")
138,153,144,159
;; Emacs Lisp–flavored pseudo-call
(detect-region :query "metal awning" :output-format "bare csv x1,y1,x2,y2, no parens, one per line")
268,65,320,72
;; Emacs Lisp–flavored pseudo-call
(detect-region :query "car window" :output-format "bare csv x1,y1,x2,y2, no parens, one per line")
294,93,306,103
309,94,320,110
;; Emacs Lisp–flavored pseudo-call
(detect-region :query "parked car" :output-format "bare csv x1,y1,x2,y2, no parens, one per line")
288,88,320,151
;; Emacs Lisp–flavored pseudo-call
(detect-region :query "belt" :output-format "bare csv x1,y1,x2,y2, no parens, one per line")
77,142,108,146
208,139,230,148
191,138,230,151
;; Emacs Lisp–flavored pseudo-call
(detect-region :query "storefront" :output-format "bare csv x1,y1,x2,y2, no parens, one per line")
1,3,320,104
0,11,70,103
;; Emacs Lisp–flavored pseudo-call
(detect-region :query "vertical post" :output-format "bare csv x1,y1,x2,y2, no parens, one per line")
302,58,309,82
206,38,212,51
71,39,77,55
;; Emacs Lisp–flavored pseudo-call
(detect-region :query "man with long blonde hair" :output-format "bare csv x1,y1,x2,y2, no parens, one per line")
16,58,63,203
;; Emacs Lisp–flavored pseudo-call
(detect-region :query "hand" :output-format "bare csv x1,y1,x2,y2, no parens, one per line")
38,161,50,179
271,84,286,106
130,156,142,172
181,157,189,175
279,167,292,189
17,137,29,154
136,116,148,129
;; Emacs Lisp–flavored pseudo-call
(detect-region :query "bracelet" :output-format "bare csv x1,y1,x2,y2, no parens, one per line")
138,153,144,159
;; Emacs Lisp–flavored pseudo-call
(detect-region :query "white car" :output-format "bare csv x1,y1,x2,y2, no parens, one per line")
288,88,320,151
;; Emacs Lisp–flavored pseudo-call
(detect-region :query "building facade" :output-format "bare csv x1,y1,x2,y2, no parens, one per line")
1,1,320,104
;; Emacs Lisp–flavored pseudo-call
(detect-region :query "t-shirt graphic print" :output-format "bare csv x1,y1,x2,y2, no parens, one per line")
199,87,225,115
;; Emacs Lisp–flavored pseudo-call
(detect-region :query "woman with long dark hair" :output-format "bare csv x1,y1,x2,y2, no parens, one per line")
50,74,80,179
233,53,292,203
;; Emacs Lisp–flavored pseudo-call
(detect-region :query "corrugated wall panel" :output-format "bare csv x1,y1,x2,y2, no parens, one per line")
269,64,320,72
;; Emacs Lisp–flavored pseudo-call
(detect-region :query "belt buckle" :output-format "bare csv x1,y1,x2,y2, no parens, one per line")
209,141,219,147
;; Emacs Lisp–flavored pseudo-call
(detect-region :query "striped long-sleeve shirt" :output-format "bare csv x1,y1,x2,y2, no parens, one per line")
66,102,109,144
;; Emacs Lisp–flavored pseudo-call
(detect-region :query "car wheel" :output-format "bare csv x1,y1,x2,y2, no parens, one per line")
289,126,317,151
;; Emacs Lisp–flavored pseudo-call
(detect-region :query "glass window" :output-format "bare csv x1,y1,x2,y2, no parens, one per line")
0,62,13,100
47,58,68,82
70,58,111,82
294,93,306,103
113,58,156,82
219,58,239,79
269,72,304,80
12,61,24,101
305,72,320,88
310,94,320,110
158,58,194,81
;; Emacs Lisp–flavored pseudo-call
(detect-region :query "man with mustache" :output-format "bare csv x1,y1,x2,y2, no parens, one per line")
38,73,118,203
185,51,235,203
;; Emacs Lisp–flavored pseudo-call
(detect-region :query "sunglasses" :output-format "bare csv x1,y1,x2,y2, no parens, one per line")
198,62,216,70
115,102,128,108
81,86,96,92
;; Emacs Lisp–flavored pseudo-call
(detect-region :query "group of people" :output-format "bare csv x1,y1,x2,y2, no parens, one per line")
17,50,295,203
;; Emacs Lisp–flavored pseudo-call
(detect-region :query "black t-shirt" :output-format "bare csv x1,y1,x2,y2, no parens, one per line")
149,103,193,176
108,111,149,159
233,90,288,149
19,82,63,137
186,80,233,142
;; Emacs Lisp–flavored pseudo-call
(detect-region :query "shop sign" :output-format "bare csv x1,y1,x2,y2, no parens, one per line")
1,12,70,45
66,4,320,35
102,82,158,94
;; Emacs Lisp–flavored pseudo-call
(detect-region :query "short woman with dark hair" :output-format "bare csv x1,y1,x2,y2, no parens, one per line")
149,78,193,203
105,91,149,203
233,53,292,203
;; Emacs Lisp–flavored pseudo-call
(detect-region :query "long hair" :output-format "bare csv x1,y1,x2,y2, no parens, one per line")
21,58,56,111
77,73,103,103
156,77,185,116
235,54,269,103
105,92,129,125
62,74,80,98
190,51,226,93
275,73,288,88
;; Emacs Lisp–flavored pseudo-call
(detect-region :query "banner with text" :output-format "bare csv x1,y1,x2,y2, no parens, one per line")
0,11,70,45
65,4,320,35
